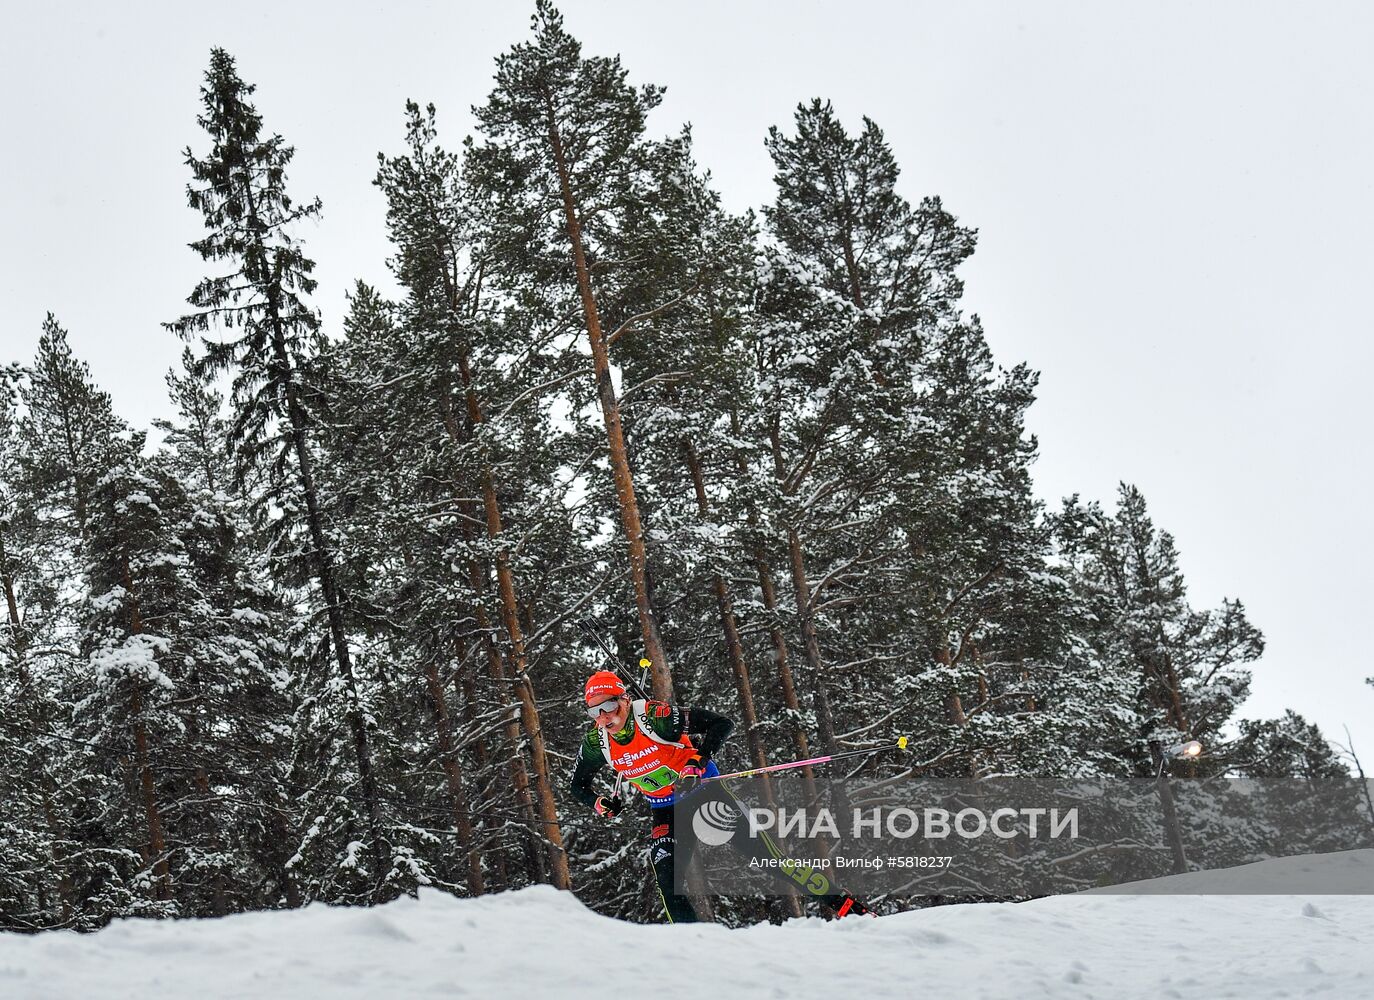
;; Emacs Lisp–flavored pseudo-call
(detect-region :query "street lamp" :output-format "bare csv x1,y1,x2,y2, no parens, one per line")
1148,738,1202,874
1153,739,1203,778
1170,739,1203,760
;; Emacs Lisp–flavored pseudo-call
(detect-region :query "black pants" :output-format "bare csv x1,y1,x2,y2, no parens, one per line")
649,780,850,922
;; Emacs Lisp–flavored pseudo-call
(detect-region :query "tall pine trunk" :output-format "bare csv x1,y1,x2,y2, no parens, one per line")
682,442,771,786
454,637,510,889
423,655,484,895
439,379,558,887
766,417,854,830
728,409,819,806
936,646,968,726
454,353,570,890
119,553,172,901
1158,650,1191,734
781,529,843,764
463,541,544,883
767,421,842,763
683,441,803,919
541,89,673,700
183,707,228,916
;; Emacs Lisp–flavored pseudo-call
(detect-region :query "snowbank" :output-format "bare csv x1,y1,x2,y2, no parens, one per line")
3,851,1372,1000
1088,846,1374,895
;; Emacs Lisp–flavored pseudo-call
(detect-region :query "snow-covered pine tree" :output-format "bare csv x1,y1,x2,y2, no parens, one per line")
371,101,577,890
78,458,185,911
315,283,500,896
7,320,150,927
746,101,977,772
587,130,774,770
1232,712,1372,851
467,0,681,699
19,315,132,545
750,100,1104,790
744,103,921,772
0,366,79,929
870,314,1073,775
1053,484,1264,766
166,48,388,899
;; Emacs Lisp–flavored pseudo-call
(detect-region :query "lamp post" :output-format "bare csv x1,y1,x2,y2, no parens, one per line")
1149,739,1201,875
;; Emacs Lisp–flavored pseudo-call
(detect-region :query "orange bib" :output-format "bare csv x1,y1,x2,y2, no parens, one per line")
599,700,698,800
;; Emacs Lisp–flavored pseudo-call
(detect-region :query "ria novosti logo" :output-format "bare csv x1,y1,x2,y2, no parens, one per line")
746,805,1080,841
692,799,740,846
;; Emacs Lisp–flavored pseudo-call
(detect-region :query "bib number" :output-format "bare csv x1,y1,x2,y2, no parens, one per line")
630,763,681,793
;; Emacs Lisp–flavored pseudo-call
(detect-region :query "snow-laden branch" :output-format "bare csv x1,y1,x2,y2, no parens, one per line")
605,281,702,347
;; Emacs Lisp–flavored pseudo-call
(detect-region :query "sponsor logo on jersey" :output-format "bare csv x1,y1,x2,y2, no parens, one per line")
611,744,663,770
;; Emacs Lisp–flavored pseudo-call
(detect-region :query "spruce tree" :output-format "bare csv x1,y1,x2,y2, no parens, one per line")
167,48,386,897
153,355,299,913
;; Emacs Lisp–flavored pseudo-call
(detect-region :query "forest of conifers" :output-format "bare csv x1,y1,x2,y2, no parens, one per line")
2,2,1368,930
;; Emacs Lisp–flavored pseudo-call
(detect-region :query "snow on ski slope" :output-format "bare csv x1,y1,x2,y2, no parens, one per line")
3,851,1372,1000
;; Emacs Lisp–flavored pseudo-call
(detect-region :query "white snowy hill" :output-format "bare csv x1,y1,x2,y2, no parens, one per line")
3,851,1372,1000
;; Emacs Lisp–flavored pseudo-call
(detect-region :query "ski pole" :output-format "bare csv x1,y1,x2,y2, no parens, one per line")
701,737,910,784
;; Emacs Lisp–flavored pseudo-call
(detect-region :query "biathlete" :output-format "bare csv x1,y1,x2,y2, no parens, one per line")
569,669,871,922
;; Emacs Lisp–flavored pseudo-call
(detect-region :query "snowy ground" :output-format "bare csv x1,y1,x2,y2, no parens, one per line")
3,852,1372,1000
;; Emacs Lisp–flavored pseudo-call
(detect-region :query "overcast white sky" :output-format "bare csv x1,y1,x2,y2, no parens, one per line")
3,1,1371,754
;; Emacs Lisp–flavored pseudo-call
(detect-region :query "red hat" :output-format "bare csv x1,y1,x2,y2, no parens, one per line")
584,670,626,705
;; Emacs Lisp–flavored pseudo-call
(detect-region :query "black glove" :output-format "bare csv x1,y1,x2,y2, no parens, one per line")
675,756,707,795
594,794,624,819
